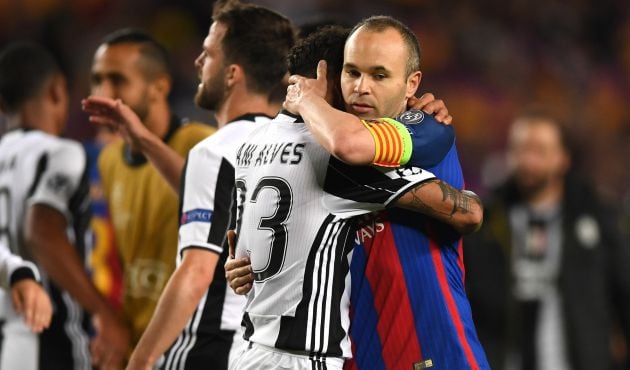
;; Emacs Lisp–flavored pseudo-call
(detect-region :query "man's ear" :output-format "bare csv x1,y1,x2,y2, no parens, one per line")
405,70,422,99
149,74,172,102
49,74,66,104
225,64,243,88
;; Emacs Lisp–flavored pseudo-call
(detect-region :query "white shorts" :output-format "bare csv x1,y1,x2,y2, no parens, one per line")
229,342,344,370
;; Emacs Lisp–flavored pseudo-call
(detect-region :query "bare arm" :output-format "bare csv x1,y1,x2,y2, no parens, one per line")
127,249,218,370
24,204,129,368
284,60,452,166
395,179,483,234
82,97,184,193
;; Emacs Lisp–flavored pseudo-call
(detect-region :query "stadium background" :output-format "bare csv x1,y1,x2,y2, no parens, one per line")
0,0,628,358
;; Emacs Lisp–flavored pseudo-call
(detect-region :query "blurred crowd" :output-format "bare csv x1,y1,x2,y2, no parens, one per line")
1,0,628,200
0,0,629,369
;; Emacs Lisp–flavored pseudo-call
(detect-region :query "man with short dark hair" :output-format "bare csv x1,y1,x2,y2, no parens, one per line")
89,29,215,347
0,41,129,370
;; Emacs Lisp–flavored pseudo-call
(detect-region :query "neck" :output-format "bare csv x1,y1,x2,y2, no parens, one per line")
145,102,171,140
214,89,280,128
11,100,58,135
525,179,564,210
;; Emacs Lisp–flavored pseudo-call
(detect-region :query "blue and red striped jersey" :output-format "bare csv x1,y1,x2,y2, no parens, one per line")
347,112,489,370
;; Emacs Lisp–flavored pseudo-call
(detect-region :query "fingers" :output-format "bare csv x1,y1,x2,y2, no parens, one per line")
408,93,453,125
226,229,237,258
88,115,119,127
235,282,253,295
316,60,327,82
412,92,435,109
11,281,53,333
225,257,254,295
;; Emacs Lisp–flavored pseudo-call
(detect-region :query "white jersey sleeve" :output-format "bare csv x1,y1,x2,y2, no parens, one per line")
178,136,236,257
322,157,435,218
26,141,86,219
0,242,40,289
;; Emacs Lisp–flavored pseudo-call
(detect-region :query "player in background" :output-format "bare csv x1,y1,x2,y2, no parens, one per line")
88,29,215,347
230,16,490,369
83,2,296,369
227,25,482,370
0,42,129,370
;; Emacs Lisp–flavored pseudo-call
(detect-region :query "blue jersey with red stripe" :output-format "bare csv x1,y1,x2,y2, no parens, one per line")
347,115,489,370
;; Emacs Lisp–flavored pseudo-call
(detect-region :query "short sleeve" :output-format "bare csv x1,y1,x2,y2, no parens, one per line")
178,142,235,257
323,157,436,218
27,142,86,220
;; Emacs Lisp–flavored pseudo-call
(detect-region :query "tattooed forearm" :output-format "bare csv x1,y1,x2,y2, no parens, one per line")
396,179,484,234
436,180,479,216
404,180,449,218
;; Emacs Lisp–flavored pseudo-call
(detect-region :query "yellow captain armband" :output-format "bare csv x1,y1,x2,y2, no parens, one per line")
361,118,412,167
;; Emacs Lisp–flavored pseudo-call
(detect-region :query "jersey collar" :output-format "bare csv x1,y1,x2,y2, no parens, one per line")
231,112,275,123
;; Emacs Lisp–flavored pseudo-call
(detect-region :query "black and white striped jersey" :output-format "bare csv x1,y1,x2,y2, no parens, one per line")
0,128,92,369
234,112,435,360
163,114,272,370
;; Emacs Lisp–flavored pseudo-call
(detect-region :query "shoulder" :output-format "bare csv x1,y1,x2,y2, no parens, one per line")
169,121,215,154
46,138,87,174
177,121,216,140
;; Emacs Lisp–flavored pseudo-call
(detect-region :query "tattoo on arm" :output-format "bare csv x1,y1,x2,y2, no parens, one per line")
437,180,476,216
406,179,481,219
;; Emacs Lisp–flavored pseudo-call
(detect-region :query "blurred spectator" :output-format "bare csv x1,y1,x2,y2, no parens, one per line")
464,107,630,370
89,29,214,346
1,0,628,201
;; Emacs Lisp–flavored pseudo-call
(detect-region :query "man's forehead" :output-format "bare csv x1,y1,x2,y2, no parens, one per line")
92,43,141,72
344,28,407,63
207,22,226,44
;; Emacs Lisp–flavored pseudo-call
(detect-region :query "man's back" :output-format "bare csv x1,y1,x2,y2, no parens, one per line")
235,113,352,364
0,128,92,369
234,112,435,368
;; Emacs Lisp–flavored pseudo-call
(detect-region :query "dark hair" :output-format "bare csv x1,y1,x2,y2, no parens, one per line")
287,26,349,79
100,28,171,80
0,42,60,113
349,15,421,77
212,2,296,103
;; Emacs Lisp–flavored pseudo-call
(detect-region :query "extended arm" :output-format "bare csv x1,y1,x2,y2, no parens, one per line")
127,249,218,370
82,97,184,193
